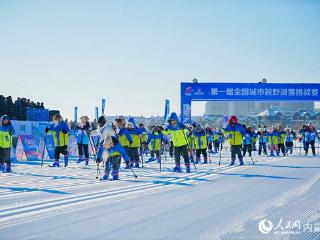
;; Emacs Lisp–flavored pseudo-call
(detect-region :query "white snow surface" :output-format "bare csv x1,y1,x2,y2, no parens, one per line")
0,149,320,240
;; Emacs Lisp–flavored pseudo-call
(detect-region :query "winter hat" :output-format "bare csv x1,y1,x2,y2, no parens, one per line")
127,122,134,128
228,115,238,125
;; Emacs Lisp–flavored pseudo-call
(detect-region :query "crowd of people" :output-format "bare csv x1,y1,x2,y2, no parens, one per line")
0,95,46,121
0,112,319,179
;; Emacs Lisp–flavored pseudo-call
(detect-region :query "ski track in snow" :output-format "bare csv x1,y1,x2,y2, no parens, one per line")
0,150,319,240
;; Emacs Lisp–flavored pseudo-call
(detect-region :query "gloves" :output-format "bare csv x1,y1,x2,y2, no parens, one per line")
45,127,49,133
62,129,68,134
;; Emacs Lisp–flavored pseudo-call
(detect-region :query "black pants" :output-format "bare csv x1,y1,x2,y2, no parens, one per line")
150,150,160,159
278,144,285,155
196,149,207,158
258,143,267,155
0,147,11,167
174,144,190,166
169,141,174,157
54,146,68,160
230,145,243,165
128,147,139,163
243,144,252,157
139,142,148,156
305,141,316,155
285,142,293,154
214,140,219,152
105,155,121,175
78,144,89,158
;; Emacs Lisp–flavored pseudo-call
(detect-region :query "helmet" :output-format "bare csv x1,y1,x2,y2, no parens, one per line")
98,116,106,127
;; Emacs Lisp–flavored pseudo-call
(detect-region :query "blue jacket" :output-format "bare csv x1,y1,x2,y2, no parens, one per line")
73,123,91,145
128,118,142,135
97,136,129,161
243,131,253,145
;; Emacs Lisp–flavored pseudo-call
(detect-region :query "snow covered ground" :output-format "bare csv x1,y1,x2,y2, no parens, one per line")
0,149,320,240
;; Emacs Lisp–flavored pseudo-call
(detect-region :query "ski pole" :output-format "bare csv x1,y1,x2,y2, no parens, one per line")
96,162,100,179
250,155,255,165
41,133,48,167
129,166,138,178
159,154,162,172
218,142,222,165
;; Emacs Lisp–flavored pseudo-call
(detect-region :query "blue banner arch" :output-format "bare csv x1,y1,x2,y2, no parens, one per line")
180,82,320,124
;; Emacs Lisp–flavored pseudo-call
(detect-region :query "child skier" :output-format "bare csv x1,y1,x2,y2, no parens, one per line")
146,126,163,163
100,132,130,181
139,123,148,157
242,126,253,157
113,116,133,169
0,115,15,173
162,112,191,173
193,123,208,164
74,116,91,165
266,127,280,157
127,118,141,168
186,124,195,163
284,126,296,155
257,126,268,155
224,115,246,166
277,126,286,157
212,128,221,154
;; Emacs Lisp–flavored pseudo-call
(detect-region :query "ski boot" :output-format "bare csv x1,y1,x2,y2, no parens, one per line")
112,170,119,180
0,164,5,173
173,164,181,173
203,157,208,164
146,157,155,163
124,161,130,169
229,159,235,166
239,158,244,166
52,160,60,167
85,158,89,166
100,171,110,181
77,156,84,163
64,155,69,167
134,162,140,168
185,164,191,173
5,166,12,173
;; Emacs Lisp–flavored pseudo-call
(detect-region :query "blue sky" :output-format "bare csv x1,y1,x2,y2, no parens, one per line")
0,0,319,120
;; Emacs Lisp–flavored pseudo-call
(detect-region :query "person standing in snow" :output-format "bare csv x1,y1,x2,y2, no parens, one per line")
266,126,281,157
284,126,296,155
146,125,163,163
100,132,130,181
139,123,148,157
224,115,246,166
0,115,15,173
162,112,191,173
193,123,208,164
113,116,133,169
257,126,268,156
74,116,91,165
242,126,254,157
127,117,142,168
45,114,70,167
277,126,286,157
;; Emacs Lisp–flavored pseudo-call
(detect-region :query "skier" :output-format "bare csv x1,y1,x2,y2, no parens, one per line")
113,116,133,169
45,114,70,167
212,128,221,154
186,124,195,163
193,123,208,164
266,126,280,157
100,132,130,181
242,126,253,157
146,126,163,163
139,123,148,157
127,118,141,168
307,124,318,156
74,116,91,165
162,112,191,173
0,115,15,173
224,115,246,166
257,126,268,155
277,126,286,157
284,126,296,155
